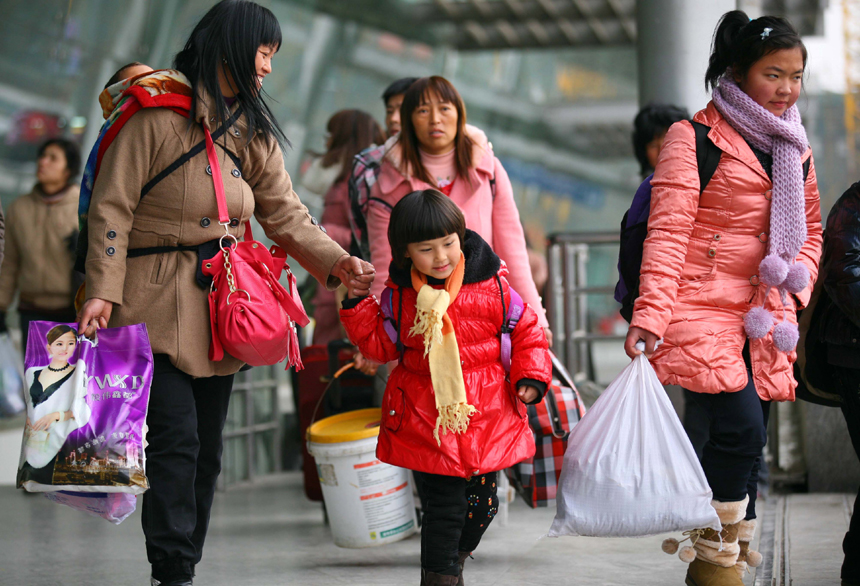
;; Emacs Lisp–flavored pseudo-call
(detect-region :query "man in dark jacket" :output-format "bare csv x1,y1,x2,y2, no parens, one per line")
819,183,860,586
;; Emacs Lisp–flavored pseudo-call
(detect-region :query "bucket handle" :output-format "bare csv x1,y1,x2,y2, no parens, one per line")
306,361,355,442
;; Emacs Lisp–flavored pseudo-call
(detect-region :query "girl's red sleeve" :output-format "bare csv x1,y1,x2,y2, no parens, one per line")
506,280,553,387
339,293,400,365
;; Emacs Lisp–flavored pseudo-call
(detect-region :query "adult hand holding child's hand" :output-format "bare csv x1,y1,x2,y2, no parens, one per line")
517,385,539,404
332,255,375,298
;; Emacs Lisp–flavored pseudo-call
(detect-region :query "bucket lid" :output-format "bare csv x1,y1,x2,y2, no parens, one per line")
308,408,382,444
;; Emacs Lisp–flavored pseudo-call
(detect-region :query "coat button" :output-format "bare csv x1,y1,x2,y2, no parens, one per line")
107,230,117,240
389,410,396,416
750,275,760,286
200,217,211,228
764,190,772,200
713,234,721,241
319,225,327,234
708,248,716,257
229,218,240,227
231,169,241,178
310,216,319,226
758,232,768,243
233,129,241,137
206,165,212,176
106,246,116,256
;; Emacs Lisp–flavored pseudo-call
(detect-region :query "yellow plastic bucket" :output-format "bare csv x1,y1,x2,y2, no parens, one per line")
307,408,417,548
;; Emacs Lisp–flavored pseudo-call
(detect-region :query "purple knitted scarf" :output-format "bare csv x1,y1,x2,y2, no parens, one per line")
713,75,808,262
712,74,810,352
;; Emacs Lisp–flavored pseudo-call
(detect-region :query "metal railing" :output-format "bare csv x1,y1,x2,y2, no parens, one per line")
219,365,283,489
545,231,623,385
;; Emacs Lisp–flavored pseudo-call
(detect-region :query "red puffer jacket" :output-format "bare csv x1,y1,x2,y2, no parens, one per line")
340,231,552,478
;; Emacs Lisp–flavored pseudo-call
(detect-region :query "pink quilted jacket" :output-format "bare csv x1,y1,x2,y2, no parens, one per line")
630,102,823,402
365,125,548,328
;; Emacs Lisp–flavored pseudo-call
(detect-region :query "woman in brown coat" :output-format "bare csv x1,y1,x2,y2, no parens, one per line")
77,2,372,584
0,139,81,352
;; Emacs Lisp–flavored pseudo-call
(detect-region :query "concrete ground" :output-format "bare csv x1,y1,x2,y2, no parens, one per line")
0,472,852,586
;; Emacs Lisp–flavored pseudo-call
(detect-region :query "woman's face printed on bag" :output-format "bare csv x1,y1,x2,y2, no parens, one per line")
47,333,76,365
411,91,459,155
735,47,804,117
406,233,462,280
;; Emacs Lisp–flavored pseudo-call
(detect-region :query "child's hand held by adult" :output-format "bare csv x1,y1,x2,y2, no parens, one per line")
517,385,539,404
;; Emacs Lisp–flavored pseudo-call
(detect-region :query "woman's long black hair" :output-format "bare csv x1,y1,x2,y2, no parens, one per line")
705,10,807,92
174,0,287,145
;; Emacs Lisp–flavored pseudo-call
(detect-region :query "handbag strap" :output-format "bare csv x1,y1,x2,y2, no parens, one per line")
203,126,231,227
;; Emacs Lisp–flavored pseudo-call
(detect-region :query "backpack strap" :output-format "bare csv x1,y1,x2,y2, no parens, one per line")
379,287,405,361
140,107,243,199
495,274,525,373
380,288,398,345
691,121,720,196
803,157,811,181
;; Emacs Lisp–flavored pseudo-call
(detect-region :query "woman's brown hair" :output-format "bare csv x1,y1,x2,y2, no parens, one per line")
321,109,385,183
398,76,474,187
46,324,77,345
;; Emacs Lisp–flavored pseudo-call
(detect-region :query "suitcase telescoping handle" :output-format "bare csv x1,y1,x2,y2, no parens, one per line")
547,351,582,439
306,361,355,442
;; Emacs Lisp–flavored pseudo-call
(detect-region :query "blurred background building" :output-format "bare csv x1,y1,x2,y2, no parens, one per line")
1,0,856,490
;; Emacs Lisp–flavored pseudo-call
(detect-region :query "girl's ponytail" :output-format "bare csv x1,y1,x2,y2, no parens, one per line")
705,10,752,91
705,10,807,92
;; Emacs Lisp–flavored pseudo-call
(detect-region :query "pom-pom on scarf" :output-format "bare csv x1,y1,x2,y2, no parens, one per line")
712,73,810,351
409,254,476,445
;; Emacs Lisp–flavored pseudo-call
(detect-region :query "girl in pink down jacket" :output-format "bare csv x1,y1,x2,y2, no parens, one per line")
365,76,549,332
625,12,821,586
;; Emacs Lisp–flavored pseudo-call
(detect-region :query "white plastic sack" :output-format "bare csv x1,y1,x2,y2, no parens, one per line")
548,348,720,538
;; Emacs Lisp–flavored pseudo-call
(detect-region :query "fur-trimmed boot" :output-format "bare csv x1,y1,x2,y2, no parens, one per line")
456,552,471,586
686,497,748,586
735,519,763,577
662,497,748,586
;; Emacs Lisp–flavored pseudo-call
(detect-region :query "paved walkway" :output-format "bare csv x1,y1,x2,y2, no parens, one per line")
0,473,851,585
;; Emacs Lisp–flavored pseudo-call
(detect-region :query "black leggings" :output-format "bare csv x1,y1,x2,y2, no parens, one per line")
142,355,234,583
415,471,500,576
685,369,770,520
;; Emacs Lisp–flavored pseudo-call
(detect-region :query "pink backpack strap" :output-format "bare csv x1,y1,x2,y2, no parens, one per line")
496,275,525,373
380,288,398,345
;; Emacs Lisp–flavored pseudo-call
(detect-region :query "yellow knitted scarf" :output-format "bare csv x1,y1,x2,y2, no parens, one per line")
410,255,476,445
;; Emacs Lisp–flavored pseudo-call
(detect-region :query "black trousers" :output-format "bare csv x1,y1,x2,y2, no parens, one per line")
415,471,500,576
143,355,234,582
685,369,770,520
833,367,860,583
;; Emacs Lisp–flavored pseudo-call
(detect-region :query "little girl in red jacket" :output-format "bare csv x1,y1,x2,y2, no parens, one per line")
340,189,551,586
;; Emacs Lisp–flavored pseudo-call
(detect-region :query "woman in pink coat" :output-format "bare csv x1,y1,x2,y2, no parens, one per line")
311,110,385,346
364,76,549,341
624,12,822,586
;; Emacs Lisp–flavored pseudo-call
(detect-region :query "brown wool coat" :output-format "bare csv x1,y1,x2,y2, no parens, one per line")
86,94,347,377
0,186,79,312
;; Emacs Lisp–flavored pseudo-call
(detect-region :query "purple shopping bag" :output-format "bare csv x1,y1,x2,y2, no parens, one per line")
17,321,153,495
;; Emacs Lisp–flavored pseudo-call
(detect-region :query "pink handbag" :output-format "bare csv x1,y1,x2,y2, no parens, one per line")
200,126,309,368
